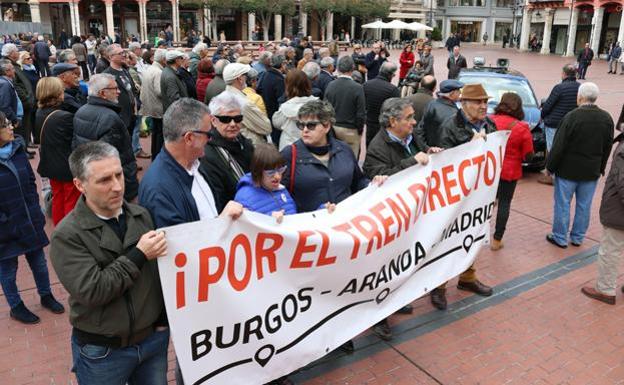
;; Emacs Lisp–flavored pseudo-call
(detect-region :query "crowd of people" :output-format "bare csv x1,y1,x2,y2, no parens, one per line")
0,32,623,385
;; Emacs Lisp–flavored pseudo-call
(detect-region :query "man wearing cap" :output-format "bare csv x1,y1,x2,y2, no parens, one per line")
221,63,272,146
160,50,189,114
415,79,462,152
257,54,287,144
53,63,87,113
103,44,138,134
429,83,496,310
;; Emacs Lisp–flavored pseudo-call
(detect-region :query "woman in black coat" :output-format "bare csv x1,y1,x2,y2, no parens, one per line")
0,111,64,325
35,77,80,225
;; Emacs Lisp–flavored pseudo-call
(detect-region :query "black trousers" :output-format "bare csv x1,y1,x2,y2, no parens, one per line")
578,63,589,79
494,179,518,241
150,118,164,161
78,61,89,81
36,59,50,77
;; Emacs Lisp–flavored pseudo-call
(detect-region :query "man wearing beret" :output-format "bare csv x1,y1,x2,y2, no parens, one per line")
431,83,496,310
160,50,189,114
415,79,463,152
53,63,87,113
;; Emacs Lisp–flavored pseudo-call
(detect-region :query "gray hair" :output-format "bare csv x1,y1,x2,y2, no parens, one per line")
193,42,208,54
320,57,334,69
154,48,167,63
246,67,259,85
37,35,44,41
562,63,577,78
578,82,599,103
1,43,17,58
0,59,13,76
88,73,116,97
379,61,398,78
379,98,412,129
303,48,313,57
302,61,320,80
105,44,121,58
318,47,330,58
298,99,336,125
163,98,211,142
285,46,295,54
58,49,76,63
337,56,355,73
208,91,247,115
128,42,142,52
233,43,244,52
214,59,230,76
69,141,120,181
258,51,272,64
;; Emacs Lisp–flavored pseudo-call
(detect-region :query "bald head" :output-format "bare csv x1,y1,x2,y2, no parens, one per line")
420,75,437,92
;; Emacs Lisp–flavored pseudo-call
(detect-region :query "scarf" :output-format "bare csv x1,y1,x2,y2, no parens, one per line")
306,143,330,156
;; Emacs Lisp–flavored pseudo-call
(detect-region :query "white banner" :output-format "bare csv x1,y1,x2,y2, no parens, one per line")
158,131,510,385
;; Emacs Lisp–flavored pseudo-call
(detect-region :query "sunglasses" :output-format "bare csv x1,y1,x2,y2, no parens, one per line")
215,115,243,124
263,165,287,177
296,121,321,131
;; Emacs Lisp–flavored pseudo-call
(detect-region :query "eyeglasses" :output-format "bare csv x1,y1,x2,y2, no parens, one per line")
215,115,243,124
189,130,211,138
102,86,119,91
296,120,321,131
263,165,287,177
112,51,127,57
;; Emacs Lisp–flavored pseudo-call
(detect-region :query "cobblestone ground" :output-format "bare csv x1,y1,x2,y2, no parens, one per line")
3,45,624,385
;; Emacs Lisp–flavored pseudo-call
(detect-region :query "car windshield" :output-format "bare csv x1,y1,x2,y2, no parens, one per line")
457,75,538,107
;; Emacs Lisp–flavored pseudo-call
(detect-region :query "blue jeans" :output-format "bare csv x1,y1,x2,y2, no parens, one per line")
87,54,97,74
0,248,52,308
552,176,598,246
545,125,557,152
132,115,143,154
71,328,170,385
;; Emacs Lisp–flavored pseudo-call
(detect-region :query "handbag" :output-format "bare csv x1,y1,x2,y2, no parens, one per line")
39,109,60,146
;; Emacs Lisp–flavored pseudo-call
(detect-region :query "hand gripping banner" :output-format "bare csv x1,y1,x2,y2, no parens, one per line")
158,131,510,385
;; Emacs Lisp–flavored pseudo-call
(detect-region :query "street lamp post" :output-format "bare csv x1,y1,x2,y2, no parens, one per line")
509,0,523,48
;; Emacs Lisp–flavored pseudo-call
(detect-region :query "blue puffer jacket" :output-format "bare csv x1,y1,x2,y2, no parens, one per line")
234,173,297,215
0,136,48,260
541,76,580,128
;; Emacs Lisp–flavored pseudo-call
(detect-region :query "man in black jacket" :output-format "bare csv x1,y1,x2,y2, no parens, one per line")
540,64,580,185
53,63,87,113
200,91,254,213
73,74,139,200
257,54,287,144
415,79,462,151
363,62,400,144
364,42,387,80
577,43,594,80
33,35,51,77
160,50,189,113
325,56,365,156
103,44,138,134
546,82,613,249
447,46,467,79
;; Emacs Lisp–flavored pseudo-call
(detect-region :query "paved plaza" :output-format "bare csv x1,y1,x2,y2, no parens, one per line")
4,45,624,385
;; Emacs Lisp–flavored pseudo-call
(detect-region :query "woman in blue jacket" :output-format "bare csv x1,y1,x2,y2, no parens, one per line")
0,112,64,324
235,143,297,220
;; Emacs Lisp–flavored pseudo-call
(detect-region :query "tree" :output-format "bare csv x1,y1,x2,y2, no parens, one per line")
241,0,295,41
180,0,243,40
301,0,348,40
349,0,391,20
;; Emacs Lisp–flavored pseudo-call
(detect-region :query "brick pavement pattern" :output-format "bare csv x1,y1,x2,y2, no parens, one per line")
3,45,624,385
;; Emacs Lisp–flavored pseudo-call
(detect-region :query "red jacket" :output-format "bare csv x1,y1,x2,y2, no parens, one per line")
196,72,215,103
399,51,415,79
490,113,534,181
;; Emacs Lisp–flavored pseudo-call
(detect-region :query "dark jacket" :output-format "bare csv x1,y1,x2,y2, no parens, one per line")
21,66,39,92
0,137,48,260
203,75,226,106
234,173,297,215
36,107,74,181
73,96,139,200
95,57,110,74
33,40,51,61
445,36,459,51
577,48,594,65
177,66,197,100
416,97,459,151
61,86,87,113
600,133,624,230
160,65,189,113
447,54,467,79
364,51,386,80
0,76,18,123
280,137,369,213
103,66,137,129
50,197,163,340
313,70,335,98
199,129,254,213
188,51,201,80
439,110,497,149
7,58,34,111
139,147,200,228
420,53,434,76
547,104,614,181
541,77,580,128
407,88,434,124
324,76,366,132
257,68,286,120
363,129,422,178
363,73,400,144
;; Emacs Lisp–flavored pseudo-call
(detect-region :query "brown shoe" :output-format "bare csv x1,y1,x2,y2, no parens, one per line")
581,286,615,305
430,288,447,310
135,150,151,159
537,174,553,185
457,280,493,296
491,239,503,251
